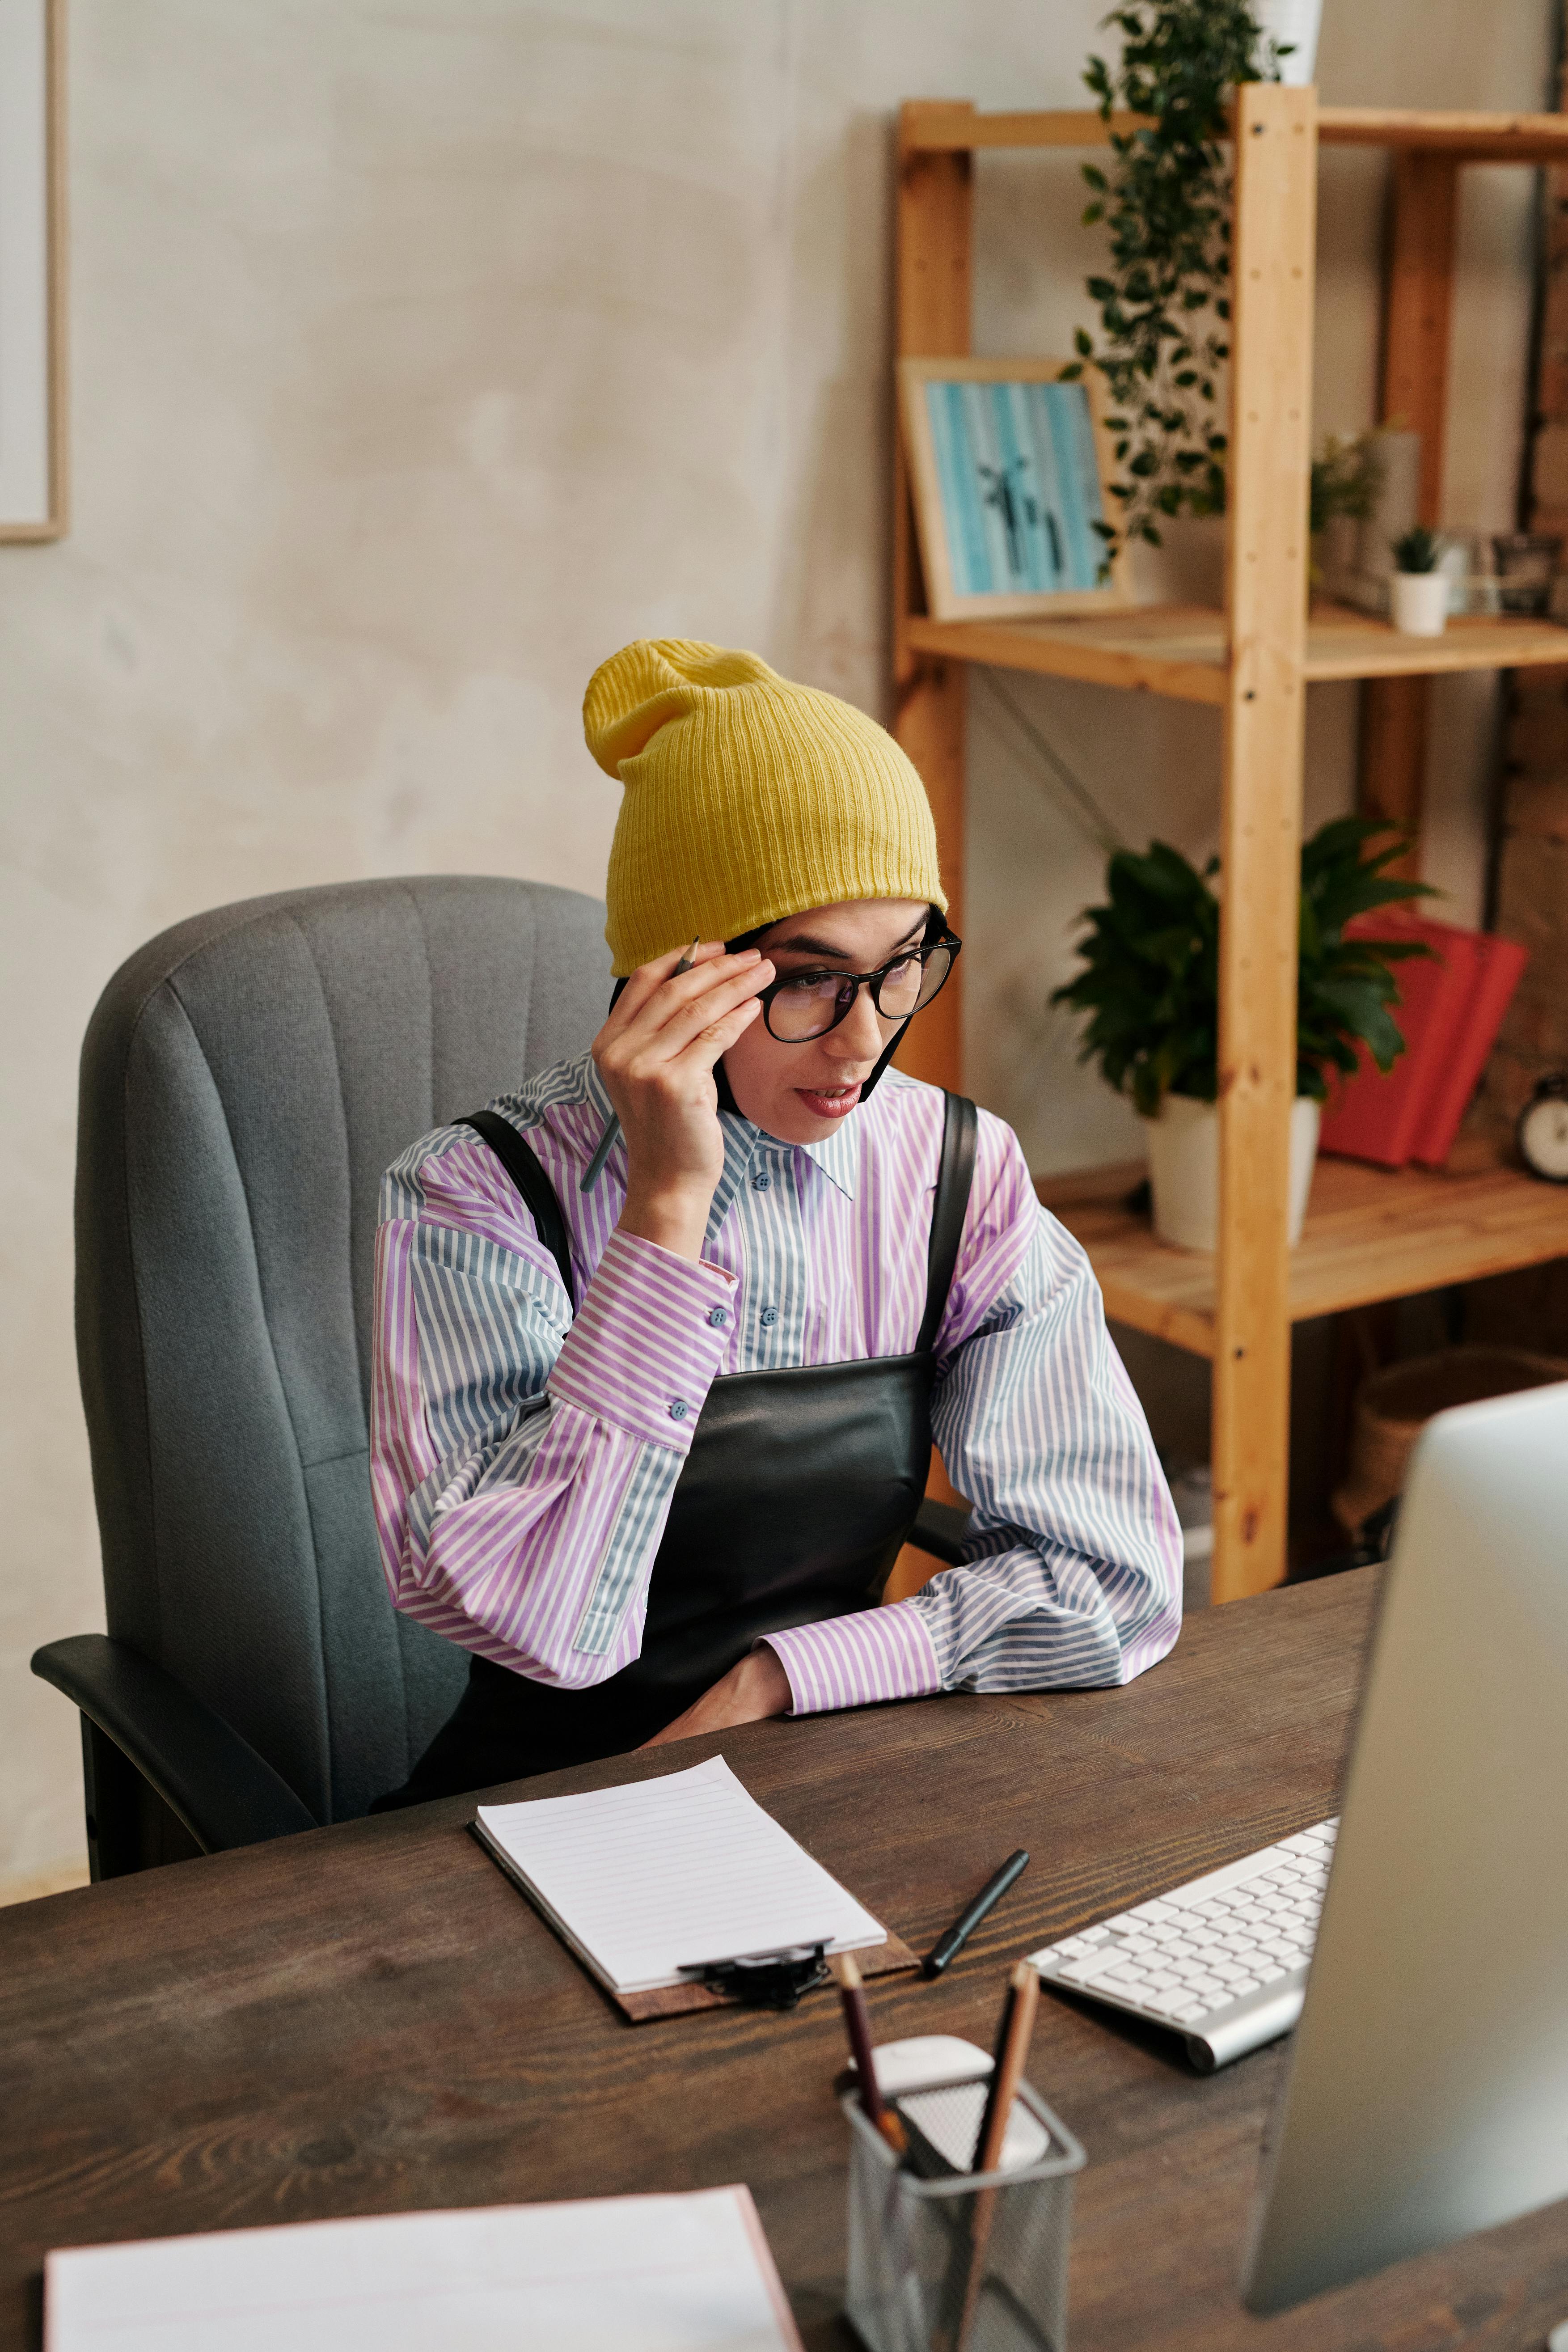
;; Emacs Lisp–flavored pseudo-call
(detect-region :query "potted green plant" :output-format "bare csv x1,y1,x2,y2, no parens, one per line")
1060,0,1282,567
1050,819,1433,1251
1310,429,1385,596
1390,525,1448,636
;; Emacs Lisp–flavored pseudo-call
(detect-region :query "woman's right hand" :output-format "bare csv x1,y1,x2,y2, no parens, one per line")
592,941,773,1261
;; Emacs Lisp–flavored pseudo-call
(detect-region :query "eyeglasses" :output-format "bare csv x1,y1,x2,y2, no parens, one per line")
757,931,962,1043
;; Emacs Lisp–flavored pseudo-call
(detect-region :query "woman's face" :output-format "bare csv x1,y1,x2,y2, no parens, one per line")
722,897,930,1145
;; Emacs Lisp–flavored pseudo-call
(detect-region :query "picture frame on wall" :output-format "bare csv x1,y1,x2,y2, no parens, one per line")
0,0,66,541
897,357,1132,622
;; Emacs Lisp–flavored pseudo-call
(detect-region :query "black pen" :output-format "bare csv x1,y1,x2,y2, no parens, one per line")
921,1849,1029,1979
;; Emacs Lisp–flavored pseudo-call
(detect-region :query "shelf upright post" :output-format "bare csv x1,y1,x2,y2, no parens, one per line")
1211,83,1319,1603
892,102,972,1093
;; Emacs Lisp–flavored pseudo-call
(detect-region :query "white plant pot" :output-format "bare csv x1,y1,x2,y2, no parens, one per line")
1252,0,1322,84
1390,571,1449,636
1141,1093,1322,1254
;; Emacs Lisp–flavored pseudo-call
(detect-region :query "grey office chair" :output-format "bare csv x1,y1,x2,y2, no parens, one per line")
31,876,614,1877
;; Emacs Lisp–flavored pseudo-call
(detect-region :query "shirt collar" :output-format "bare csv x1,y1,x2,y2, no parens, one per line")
703,1109,860,1234
713,1111,859,1205
796,1119,858,1199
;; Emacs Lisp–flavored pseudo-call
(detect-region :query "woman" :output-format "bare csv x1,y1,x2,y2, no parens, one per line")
370,639,1180,1802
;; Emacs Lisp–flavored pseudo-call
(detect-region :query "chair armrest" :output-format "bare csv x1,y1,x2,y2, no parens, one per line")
909,1498,971,1567
31,1633,317,1856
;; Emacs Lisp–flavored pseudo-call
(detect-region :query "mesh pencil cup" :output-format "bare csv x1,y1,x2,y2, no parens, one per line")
842,2078,1085,2352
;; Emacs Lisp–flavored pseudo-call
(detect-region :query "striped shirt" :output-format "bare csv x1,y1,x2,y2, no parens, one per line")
371,1052,1182,1717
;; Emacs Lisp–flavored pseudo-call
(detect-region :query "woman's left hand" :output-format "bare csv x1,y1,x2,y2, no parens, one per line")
639,1646,790,1747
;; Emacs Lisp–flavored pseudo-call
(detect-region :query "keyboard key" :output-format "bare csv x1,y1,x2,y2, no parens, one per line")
1175,2001,1209,2024
1130,1900,1181,1923
1230,1976,1261,1995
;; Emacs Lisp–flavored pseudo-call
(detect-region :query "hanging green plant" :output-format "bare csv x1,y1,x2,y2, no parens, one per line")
1050,819,1437,1117
1060,0,1277,565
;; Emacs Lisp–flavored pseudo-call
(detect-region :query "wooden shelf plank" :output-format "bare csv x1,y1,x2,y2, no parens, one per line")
1318,106,1568,162
907,607,1229,705
1305,609,1568,680
1037,1129,1568,1359
898,102,1568,167
907,605,1568,703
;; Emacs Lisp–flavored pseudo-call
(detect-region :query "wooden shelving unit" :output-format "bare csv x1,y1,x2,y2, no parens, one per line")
891,93,1568,1603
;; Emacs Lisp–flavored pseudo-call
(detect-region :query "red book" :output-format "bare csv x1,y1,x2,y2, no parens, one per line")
1317,914,1480,1168
1409,930,1527,1168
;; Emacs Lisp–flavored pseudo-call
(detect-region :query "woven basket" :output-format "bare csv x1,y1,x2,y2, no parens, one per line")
1332,1345,1568,1536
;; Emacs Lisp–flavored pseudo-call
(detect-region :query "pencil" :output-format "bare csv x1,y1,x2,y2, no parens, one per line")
581,939,700,1193
971,1959,1040,2174
829,1953,906,2156
945,1961,1040,2352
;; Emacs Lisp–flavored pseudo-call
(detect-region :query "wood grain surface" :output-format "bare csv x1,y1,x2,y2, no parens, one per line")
5,1573,1566,2349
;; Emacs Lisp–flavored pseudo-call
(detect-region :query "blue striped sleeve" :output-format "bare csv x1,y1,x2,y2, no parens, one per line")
913,1200,1183,1692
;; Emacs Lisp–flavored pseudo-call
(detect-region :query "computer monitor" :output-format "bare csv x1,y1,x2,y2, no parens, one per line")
1242,1378,1568,2314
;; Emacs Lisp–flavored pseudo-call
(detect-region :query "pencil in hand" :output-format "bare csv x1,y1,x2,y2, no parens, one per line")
829,1952,907,2156
581,938,702,1193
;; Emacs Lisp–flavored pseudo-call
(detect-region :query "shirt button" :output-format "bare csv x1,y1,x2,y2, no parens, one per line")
669,1399,689,1422
752,1171,772,1191
706,1306,728,1328
760,1307,778,1328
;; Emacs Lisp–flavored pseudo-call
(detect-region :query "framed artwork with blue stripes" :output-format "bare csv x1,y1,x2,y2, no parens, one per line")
897,357,1133,622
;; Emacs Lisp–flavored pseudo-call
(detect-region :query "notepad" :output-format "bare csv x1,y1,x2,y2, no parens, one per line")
45,2186,804,2352
473,1753,887,1994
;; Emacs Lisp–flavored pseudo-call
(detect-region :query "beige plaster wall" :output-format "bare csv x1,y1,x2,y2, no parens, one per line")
0,0,1551,1886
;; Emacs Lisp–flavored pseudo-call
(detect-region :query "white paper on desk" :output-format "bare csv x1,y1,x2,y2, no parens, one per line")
46,2185,804,2352
474,1752,886,1993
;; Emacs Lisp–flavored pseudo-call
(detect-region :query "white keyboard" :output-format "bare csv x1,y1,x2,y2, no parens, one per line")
1029,1819,1338,2072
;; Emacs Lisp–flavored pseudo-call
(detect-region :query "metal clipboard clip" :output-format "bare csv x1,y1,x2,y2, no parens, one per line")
676,1938,831,2012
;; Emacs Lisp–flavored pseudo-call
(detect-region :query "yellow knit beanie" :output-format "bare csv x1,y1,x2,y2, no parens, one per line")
583,638,946,975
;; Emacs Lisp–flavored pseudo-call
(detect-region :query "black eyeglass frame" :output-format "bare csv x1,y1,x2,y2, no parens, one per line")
755,929,962,1043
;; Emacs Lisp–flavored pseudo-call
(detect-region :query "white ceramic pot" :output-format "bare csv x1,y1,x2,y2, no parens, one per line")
1390,571,1449,636
1251,0,1322,84
1141,1093,1322,1253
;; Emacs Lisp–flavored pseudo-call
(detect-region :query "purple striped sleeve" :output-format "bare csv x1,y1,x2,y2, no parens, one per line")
547,1229,736,1451
761,1602,941,1716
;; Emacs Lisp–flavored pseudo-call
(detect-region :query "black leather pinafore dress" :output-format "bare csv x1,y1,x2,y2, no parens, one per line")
379,1092,976,1804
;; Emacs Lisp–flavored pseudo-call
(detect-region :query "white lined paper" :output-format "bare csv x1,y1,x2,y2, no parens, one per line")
46,2187,804,2352
474,1754,886,1992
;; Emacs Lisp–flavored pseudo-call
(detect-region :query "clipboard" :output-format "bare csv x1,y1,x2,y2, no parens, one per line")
471,1819,920,2023
467,1755,923,2025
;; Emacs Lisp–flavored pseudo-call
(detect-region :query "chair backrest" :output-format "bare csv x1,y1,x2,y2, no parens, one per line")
75,876,612,1823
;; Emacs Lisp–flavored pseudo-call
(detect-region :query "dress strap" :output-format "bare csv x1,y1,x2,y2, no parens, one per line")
458,1111,575,1310
917,1092,978,1358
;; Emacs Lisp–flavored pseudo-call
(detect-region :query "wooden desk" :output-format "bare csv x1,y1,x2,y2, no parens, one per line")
4,1573,1564,2349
